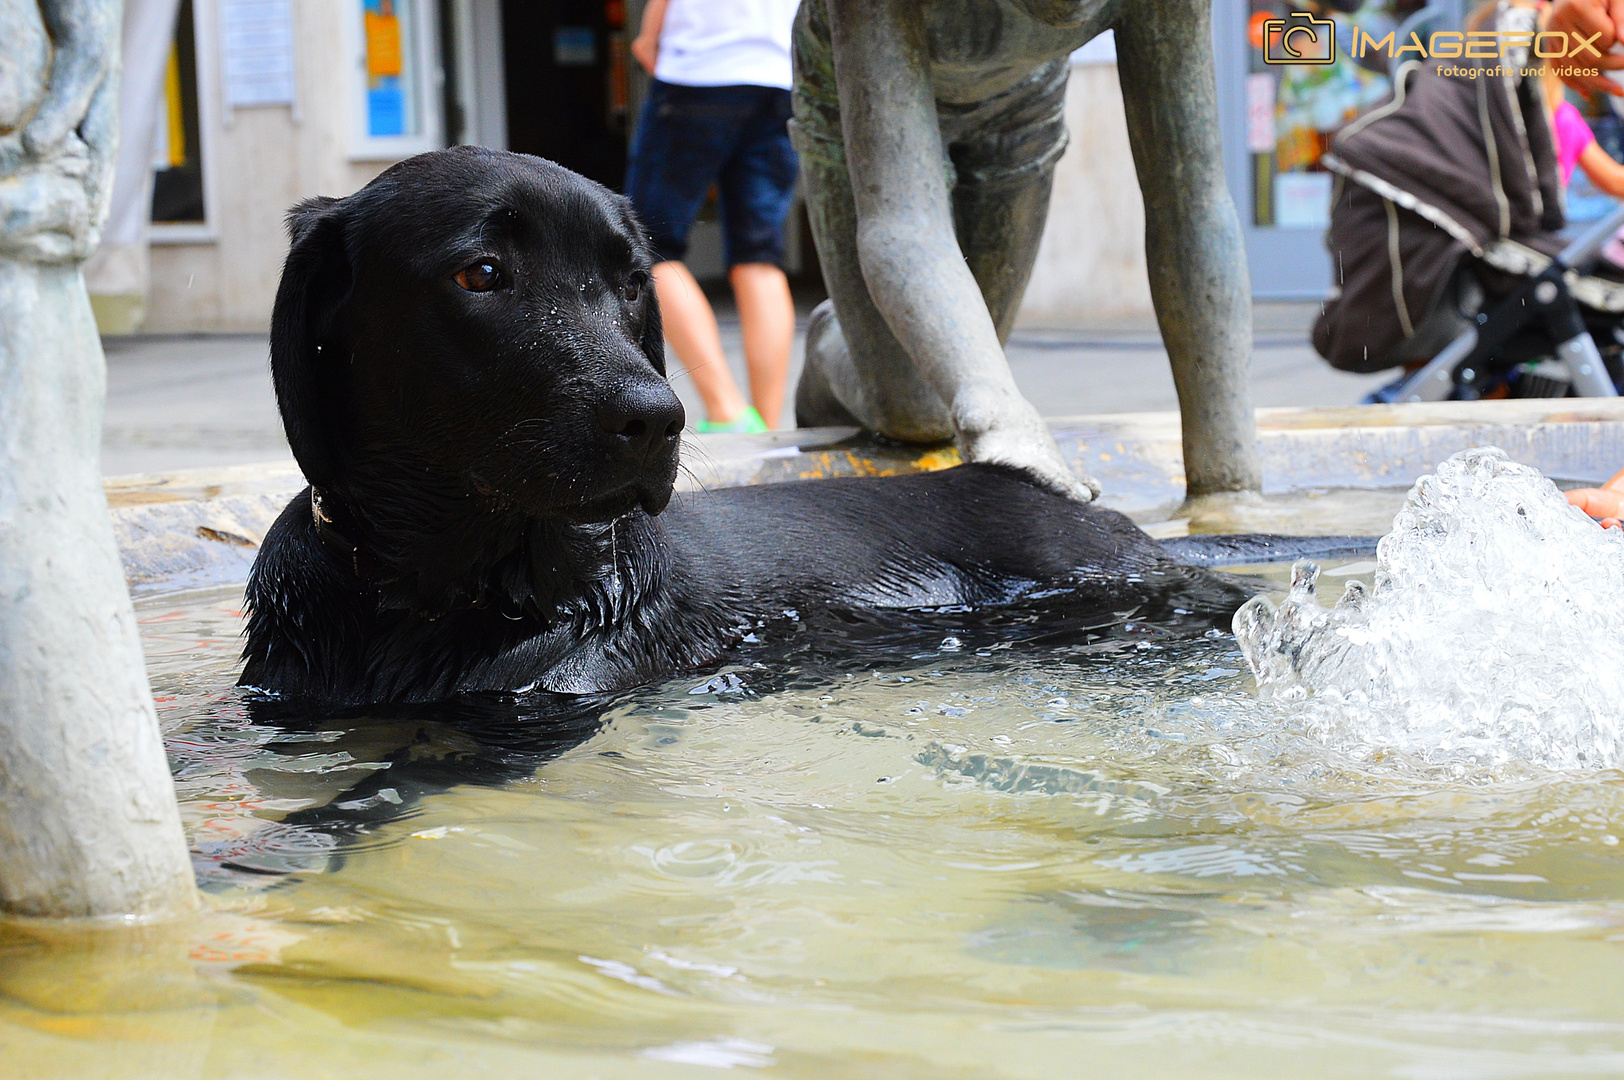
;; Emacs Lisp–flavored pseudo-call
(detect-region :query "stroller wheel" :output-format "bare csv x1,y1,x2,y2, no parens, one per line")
1513,359,1573,398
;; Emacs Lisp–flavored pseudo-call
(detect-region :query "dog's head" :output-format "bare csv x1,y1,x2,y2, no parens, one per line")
270,146,683,523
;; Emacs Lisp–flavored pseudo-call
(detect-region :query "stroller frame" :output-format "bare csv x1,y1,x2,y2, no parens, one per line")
1382,202,1624,402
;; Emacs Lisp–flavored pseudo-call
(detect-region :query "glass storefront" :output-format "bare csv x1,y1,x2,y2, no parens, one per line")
152,0,205,225
1245,1,1398,230
1218,2,1464,297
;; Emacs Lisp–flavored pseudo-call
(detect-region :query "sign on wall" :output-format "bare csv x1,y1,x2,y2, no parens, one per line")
219,0,296,108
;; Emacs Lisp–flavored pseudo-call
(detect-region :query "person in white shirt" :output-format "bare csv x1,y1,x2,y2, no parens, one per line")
627,0,801,433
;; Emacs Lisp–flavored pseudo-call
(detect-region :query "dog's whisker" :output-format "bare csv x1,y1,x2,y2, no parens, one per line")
674,447,716,495
675,461,710,494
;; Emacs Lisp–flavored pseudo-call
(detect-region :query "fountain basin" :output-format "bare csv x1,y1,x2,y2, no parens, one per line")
5,401,1624,1079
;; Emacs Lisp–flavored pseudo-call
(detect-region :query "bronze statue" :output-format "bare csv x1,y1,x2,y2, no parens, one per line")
791,0,1260,501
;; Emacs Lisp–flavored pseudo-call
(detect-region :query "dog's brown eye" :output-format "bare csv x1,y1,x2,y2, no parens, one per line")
622,277,643,304
454,261,503,292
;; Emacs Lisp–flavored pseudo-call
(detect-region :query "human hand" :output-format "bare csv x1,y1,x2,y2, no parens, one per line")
1547,0,1624,98
1566,465,1624,529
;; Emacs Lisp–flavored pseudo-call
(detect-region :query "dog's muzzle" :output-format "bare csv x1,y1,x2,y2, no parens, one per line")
596,381,685,464
588,380,683,516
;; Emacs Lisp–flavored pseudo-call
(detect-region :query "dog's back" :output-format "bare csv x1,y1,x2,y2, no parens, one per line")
243,464,1251,706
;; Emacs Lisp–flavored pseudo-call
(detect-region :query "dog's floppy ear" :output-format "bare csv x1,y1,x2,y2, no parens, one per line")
271,196,353,487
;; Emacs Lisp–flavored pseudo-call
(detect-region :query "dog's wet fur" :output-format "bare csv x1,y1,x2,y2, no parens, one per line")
241,147,1270,709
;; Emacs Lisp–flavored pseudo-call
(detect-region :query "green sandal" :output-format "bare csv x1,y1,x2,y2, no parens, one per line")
696,406,769,434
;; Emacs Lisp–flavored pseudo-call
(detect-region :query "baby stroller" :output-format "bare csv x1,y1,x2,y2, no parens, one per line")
1312,18,1624,402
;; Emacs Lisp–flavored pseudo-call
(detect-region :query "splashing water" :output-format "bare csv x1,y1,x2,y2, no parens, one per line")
1235,447,1624,770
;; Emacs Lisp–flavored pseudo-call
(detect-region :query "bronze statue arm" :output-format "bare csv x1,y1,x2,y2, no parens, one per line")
24,0,116,158
825,0,1095,499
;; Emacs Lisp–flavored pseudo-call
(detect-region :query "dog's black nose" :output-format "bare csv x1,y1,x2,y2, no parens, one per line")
597,382,685,458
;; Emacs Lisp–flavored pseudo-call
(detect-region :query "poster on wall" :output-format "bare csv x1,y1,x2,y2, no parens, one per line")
363,0,418,138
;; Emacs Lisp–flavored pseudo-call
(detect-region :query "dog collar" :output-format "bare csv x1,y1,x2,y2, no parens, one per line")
309,487,366,579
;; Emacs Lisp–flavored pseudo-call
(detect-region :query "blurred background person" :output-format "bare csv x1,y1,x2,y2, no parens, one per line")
1546,0,1624,101
1538,3,1624,199
627,0,801,433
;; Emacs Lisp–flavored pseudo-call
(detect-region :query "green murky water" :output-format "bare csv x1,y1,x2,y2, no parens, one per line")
6,492,1624,1078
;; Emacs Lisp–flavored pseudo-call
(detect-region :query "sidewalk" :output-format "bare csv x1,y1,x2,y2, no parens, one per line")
1002,302,1392,417
100,301,1393,476
103,334,288,476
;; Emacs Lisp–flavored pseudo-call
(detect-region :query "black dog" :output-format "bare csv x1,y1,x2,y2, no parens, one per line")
241,147,1266,708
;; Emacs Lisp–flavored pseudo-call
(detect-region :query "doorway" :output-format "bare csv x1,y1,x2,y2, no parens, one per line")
500,0,631,190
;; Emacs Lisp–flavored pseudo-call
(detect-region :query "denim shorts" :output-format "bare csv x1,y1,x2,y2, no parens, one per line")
625,80,798,267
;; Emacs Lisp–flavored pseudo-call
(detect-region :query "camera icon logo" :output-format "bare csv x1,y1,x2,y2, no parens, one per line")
1262,12,1336,64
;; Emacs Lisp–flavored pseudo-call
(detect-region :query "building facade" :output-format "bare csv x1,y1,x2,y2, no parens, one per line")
105,2,1189,335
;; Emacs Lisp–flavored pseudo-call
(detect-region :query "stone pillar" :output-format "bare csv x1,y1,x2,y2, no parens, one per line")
0,0,196,919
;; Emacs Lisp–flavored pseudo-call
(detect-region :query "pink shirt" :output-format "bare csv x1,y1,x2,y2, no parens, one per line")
1554,99,1595,186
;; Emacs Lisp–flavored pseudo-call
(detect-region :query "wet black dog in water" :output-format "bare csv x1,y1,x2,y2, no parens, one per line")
241,147,1274,708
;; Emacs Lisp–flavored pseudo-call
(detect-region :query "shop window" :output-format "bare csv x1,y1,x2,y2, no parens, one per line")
152,0,206,225
351,0,441,158
1246,2,1396,229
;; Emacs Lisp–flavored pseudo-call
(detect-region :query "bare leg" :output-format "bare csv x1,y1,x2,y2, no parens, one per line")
729,262,794,427
653,260,750,425
1116,0,1261,496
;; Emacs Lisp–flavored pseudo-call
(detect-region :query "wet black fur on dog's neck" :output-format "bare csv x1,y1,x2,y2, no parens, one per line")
307,456,653,626
243,477,733,705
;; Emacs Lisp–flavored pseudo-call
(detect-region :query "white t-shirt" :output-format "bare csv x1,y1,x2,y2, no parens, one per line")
654,0,798,91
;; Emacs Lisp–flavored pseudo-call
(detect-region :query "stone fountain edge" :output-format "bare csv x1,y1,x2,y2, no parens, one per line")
107,398,1624,594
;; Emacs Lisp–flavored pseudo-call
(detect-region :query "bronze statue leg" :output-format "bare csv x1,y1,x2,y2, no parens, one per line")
1116,0,1262,496
0,0,198,919
793,140,1061,433
791,0,1093,499
953,165,1059,347
791,94,1069,438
